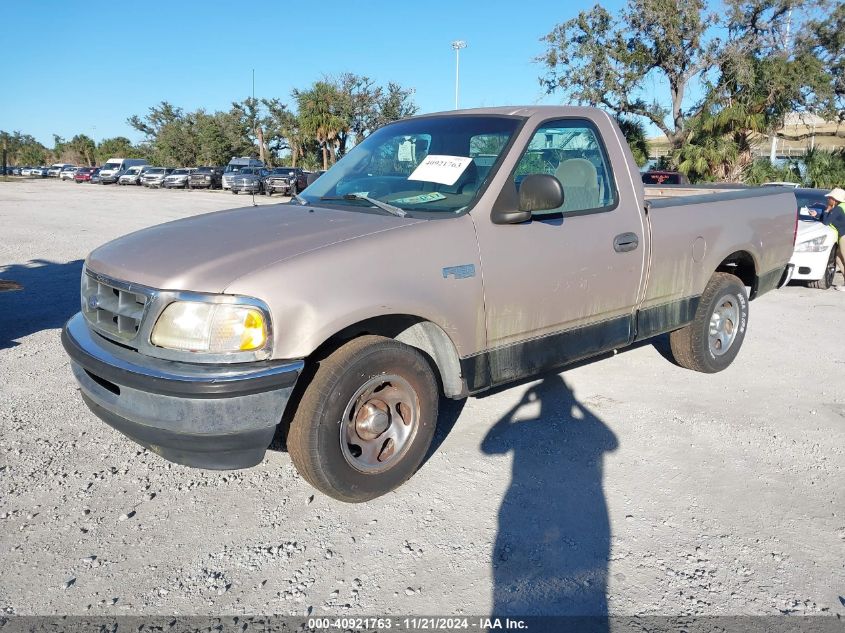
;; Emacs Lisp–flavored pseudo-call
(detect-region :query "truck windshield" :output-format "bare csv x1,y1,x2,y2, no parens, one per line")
102,162,121,171
300,115,522,216
225,164,257,173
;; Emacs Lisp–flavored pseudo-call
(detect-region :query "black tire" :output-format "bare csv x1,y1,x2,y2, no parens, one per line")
287,335,439,502
232,190,238,195
808,246,837,290
669,272,748,373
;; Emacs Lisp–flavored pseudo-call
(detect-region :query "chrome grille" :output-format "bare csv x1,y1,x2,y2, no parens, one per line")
81,272,152,342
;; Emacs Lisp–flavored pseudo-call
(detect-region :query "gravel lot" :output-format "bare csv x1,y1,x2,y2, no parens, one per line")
0,179,843,619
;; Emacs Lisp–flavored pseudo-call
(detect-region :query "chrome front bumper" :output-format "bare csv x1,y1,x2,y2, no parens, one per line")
62,313,302,469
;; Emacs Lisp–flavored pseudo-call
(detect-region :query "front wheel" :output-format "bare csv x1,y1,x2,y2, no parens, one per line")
287,336,439,502
808,247,837,290
669,272,748,373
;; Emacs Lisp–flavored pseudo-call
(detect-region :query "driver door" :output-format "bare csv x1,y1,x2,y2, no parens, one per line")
471,118,646,387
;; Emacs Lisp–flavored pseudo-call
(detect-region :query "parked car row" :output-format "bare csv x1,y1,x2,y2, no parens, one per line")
22,162,307,197
229,166,308,196
7,157,314,201
6,156,313,197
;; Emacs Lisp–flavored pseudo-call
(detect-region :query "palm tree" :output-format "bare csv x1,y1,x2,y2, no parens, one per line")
616,118,650,167
800,148,845,189
294,82,348,170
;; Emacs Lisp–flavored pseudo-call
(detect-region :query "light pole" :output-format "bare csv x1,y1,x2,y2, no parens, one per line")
451,40,467,110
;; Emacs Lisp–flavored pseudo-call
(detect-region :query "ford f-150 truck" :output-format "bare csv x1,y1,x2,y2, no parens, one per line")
62,106,796,502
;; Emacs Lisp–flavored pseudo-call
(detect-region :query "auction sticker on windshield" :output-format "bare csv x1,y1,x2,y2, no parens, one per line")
391,192,447,205
408,155,472,186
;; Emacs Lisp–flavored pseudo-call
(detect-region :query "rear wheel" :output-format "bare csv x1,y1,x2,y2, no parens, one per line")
669,272,748,373
287,336,439,502
808,247,837,290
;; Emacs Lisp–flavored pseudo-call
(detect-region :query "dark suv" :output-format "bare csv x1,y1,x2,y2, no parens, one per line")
188,166,224,190
265,167,307,196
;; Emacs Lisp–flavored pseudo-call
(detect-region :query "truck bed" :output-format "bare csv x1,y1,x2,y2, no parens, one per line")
644,184,750,199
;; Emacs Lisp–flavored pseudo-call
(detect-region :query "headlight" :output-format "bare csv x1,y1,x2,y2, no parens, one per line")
205,175,211,180
151,302,269,353
794,235,830,252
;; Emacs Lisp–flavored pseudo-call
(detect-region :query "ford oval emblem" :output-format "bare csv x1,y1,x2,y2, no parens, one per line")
87,295,99,310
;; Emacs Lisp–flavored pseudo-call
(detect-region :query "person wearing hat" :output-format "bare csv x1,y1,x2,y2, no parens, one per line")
808,187,845,290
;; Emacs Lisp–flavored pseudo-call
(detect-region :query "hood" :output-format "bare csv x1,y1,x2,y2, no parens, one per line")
85,203,423,293
796,218,833,243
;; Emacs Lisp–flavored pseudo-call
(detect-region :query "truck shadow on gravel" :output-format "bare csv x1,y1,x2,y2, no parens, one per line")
481,374,618,621
0,259,83,350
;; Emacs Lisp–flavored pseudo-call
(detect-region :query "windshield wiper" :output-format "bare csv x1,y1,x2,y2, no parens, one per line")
320,194,407,217
291,192,308,205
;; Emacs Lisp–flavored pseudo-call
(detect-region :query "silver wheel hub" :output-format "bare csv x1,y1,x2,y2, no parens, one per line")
355,402,390,440
709,294,740,357
340,374,419,474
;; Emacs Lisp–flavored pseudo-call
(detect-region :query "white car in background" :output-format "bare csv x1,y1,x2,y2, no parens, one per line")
60,166,78,181
790,188,840,289
48,163,74,178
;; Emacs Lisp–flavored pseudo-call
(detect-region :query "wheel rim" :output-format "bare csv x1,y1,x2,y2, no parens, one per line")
709,294,740,357
340,374,419,474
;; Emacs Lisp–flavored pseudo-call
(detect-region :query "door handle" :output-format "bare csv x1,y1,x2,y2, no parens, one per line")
613,232,639,253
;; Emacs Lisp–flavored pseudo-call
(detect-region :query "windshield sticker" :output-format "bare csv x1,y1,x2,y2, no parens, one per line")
349,191,370,197
397,140,416,163
390,192,447,205
408,155,472,186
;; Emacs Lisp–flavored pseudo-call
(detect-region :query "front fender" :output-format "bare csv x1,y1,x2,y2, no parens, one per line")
224,214,487,361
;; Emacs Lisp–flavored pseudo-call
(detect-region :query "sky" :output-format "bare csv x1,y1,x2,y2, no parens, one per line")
0,0,629,147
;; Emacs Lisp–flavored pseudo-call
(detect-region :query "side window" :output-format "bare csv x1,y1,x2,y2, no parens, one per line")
513,119,616,216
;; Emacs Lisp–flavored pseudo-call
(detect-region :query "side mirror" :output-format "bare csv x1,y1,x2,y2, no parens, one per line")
519,174,564,213
491,173,565,224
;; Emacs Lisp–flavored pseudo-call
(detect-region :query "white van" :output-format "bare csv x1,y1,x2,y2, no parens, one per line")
222,157,264,190
99,158,148,183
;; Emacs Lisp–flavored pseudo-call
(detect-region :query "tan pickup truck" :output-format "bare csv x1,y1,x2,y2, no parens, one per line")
62,106,797,501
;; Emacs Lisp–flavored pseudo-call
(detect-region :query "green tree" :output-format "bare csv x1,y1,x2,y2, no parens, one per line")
1,131,49,166
800,148,845,188
616,118,650,167
675,0,832,180
376,82,418,129
231,98,266,163
52,134,68,163
17,141,48,166
96,136,143,164
792,1,845,132
127,101,184,140
67,134,97,166
539,0,840,179
293,81,348,170
743,158,800,184
538,0,717,150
